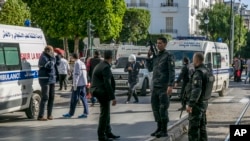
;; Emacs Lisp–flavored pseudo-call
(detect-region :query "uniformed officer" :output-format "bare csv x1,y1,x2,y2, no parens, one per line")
174,57,190,111
146,37,175,138
186,52,208,141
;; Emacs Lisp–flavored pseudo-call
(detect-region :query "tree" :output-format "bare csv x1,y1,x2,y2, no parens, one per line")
119,8,151,44
0,0,30,26
27,0,126,55
198,3,247,53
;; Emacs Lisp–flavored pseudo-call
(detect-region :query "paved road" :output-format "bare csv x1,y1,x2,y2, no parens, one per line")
0,87,187,141
177,80,250,141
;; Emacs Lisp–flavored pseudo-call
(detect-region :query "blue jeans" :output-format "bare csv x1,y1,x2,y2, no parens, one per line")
69,86,89,115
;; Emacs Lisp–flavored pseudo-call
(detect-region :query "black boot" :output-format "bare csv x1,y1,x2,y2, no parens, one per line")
151,122,161,136
156,120,168,138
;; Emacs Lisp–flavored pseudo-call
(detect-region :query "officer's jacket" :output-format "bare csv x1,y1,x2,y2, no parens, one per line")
146,49,175,87
176,63,189,84
188,64,207,109
124,61,144,83
91,61,116,101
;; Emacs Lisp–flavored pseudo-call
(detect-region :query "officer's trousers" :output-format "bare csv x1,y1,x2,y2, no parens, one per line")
188,105,207,141
151,87,170,123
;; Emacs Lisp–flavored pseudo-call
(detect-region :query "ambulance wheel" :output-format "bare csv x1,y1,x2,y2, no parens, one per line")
25,93,41,119
218,82,226,97
140,79,148,96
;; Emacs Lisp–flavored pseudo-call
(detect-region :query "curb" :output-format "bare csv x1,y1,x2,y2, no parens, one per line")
146,115,189,141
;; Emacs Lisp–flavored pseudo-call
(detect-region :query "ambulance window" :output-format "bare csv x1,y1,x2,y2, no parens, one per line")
3,46,21,70
205,53,212,64
0,48,4,65
212,53,221,68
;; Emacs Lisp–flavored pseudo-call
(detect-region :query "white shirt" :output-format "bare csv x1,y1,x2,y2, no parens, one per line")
73,59,87,87
247,59,250,72
57,58,70,74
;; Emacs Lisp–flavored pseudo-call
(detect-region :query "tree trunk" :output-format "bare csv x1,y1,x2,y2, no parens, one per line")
63,37,70,60
74,35,80,54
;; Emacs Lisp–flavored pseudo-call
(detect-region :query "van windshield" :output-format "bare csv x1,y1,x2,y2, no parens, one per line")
115,57,146,68
168,50,197,68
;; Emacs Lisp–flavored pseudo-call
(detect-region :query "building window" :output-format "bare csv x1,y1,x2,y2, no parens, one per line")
131,0,137,4
139,0,148,7
167,0,173,6
191,19,194,34
166,17,173,31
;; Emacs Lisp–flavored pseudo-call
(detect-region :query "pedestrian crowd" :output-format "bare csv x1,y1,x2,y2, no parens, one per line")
37,36,227,141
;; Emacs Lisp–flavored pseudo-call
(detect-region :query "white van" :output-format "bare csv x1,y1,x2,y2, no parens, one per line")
0,24,46,118
116,45,149,59
166,40,230,97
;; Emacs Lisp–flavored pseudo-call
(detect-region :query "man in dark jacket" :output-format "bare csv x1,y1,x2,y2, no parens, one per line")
38,45,59,121
146,37,175,138
174,57,190,111
186,52,209,141
88,50,102,106
124,54,144,104
90,50,120,141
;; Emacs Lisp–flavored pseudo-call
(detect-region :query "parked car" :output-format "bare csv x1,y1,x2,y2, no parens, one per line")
111,55,152,96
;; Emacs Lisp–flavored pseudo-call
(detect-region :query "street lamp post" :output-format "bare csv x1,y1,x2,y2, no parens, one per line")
229,0,236,64
204,14,209,40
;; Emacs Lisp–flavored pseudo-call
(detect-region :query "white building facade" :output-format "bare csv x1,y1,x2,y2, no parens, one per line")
125,0,217,38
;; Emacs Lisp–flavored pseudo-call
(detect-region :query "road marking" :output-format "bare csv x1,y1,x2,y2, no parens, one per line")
239,98,249,103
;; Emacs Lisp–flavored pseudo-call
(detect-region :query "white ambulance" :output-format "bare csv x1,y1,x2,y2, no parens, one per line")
166,40,230,97
0,24,46,118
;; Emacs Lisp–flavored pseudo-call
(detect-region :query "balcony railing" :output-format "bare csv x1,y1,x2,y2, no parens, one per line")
160,3,178,13
127,3,149,8
160,2,178,7
160,29,178,34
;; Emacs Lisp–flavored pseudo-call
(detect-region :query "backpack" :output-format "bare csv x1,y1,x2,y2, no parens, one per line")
196,66,215,101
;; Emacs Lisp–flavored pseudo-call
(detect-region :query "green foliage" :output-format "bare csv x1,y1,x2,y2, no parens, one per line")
27,0,126,53
238,32,250,58
29,0,126,40
119,8,151,44
0,0,31,26
198,3,247,53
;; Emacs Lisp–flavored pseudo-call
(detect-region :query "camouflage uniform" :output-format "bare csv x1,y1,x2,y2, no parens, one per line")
187,64,208,141
146,50,175,137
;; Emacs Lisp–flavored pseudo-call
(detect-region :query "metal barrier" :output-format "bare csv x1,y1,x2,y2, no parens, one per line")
224,97,250,141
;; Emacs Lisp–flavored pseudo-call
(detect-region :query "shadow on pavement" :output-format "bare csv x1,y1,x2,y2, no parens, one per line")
0,121,156,141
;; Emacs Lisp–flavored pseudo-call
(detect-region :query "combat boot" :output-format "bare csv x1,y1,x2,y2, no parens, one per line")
156,120,168,138
150,122,161,136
